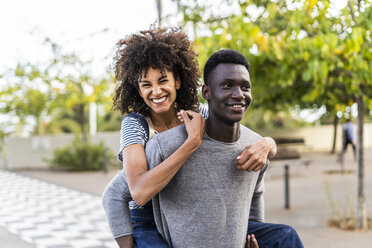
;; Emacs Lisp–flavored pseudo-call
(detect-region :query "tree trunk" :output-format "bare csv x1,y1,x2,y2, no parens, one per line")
16,116,26,135
35,115,43,135
356,95,367,230
156,0,162,27
0,135,7,169
331,114,338,154
79,103,89,143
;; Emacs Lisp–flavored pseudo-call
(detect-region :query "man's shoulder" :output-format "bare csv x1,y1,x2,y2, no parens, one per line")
146,124,187,151
239,124,262,142
154,124,186,140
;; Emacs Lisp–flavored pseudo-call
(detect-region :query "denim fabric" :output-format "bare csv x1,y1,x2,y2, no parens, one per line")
130,205,302,248
248,221,304,248
130,205,169,248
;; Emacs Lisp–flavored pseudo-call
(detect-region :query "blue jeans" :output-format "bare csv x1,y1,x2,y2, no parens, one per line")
130,204,168,248
248,221,304,248
131,205,302,248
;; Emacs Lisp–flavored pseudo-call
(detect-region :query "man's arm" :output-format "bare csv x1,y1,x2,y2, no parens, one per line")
249,162,269,222
115,235,134,248
144,136,170,244
236,137,277,171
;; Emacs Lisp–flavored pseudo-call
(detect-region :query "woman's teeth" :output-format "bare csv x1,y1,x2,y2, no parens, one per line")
152,96,167,103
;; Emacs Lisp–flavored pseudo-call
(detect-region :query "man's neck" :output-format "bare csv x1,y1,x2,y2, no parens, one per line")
205,117,241,143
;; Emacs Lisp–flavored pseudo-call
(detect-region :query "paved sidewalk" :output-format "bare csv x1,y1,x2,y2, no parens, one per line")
0,227,34,248
0,170,116,248
1,148,371,248
263,149,372,248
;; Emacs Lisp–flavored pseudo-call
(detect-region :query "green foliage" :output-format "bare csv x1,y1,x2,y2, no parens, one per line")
97,111,123,132
49,137,114,171
188,0,372,117
177,0,371,230
45,115,82,134
0,80,50,135
241,108,308,130
1,39,115,138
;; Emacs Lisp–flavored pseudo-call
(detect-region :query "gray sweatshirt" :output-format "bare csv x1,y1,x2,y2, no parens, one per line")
146,124,267,248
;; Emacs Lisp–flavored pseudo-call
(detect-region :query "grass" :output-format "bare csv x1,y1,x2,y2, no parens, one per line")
327,218,372,231
324,180,372,231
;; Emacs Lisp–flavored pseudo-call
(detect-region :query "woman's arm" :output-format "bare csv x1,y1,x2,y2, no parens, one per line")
236,136,277,171
124,110,205,206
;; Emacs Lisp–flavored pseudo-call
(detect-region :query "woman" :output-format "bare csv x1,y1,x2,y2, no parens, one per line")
102,27,274,248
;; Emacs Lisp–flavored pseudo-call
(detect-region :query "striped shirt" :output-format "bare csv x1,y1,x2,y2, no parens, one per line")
117,105,208,209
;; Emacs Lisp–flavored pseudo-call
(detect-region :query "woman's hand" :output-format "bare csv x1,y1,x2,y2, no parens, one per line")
236,137,277,171
177,110,205,148
245,234,259,248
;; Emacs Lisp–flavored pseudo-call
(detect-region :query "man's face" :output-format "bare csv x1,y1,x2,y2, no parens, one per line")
203,63,252,125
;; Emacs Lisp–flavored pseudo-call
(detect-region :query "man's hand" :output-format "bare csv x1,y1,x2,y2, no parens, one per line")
236,137,277,171
246,234,259,248
115,234,134,248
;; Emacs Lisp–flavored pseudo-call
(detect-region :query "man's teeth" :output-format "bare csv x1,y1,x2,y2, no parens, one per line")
152,97,167,103
232,104,243,108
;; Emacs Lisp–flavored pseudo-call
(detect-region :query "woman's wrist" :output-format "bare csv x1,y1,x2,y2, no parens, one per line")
263,137,277,158
185,136,202,151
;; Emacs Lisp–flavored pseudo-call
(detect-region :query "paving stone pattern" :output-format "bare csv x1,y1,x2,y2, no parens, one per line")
0,170,116,248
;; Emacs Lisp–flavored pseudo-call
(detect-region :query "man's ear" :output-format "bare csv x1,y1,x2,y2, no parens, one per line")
202,84,210,101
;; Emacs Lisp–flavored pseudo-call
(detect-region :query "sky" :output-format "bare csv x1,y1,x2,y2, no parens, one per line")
0,0,178,77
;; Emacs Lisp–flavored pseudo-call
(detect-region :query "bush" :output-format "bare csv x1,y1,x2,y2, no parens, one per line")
49,137,114,171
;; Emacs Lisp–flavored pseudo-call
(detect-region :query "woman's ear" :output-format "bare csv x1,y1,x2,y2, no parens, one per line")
202,84,210,101
175,77,181,90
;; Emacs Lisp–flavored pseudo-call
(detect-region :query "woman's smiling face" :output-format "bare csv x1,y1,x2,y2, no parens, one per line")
138,67,180,115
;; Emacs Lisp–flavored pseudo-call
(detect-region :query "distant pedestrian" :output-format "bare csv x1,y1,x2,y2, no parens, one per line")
342,118,356,156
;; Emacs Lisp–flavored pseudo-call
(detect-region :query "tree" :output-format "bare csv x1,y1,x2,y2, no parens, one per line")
156,0,163,27
0,63,53,135
0,38,114,142
176,0,371,229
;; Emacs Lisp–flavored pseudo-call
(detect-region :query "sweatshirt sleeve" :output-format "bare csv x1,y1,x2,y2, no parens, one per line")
144,136,164,170
249,162,269,222
145,137,169,240
101,170,133,238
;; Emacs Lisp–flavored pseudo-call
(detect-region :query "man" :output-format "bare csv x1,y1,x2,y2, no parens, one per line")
146,49,303,247
342,118,356,155
104,49,303,248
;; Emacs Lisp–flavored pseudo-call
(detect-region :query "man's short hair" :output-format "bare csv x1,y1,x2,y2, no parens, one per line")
203,49,250,85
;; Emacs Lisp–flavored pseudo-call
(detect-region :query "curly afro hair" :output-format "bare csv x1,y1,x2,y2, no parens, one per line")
112,27,201,116
203,49,250,85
